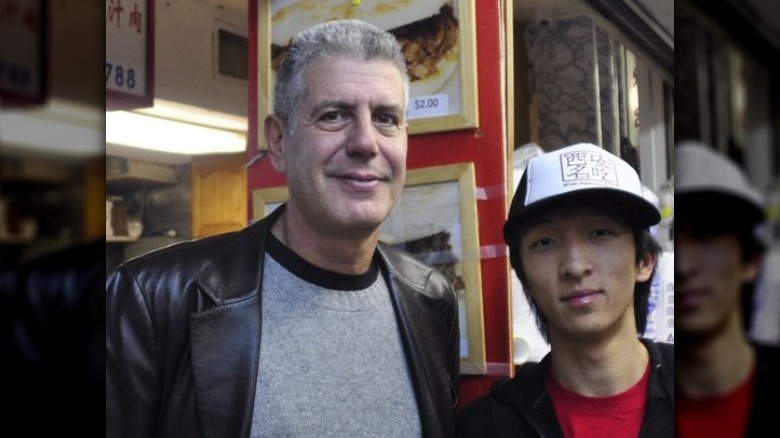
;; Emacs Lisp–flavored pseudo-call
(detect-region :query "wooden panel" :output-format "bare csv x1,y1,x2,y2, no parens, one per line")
191,153,247,238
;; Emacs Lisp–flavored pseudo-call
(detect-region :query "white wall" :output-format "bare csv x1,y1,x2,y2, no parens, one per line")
154,0,247,117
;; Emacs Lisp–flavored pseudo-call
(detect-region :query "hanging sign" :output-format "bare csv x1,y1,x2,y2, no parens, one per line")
0,0,45,107
106,0,153,110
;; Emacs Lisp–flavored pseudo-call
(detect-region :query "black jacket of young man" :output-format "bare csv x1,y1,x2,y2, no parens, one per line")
456,339,674,437
746,343,780,437
106,205,459,438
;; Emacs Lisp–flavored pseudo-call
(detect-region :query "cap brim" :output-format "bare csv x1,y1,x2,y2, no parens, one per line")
504,188,661,243
676,191,764,226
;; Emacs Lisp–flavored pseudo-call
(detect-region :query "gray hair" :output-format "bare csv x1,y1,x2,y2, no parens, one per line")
273,19,409,133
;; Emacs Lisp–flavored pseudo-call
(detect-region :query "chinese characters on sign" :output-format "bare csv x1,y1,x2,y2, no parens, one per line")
107,0,144,34
0,0,43,104
106,0,152,108
560,150,619,187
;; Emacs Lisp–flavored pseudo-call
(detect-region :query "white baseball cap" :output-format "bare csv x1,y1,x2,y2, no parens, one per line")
504,143,661,241
675,141,765,223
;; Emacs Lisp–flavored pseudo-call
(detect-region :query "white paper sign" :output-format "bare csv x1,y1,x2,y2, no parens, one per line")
657,252,674,343
106,0,148,97
407,93,449,120
751,245,780,345
0,0,42,99
645,251,674,343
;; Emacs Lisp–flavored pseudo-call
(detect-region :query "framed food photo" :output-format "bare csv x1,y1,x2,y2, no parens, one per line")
380,162,486,374
256,0,479,144
251,163,487,374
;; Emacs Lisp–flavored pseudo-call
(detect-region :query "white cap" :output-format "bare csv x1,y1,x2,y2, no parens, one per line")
504,143,661,240
675,141,764,221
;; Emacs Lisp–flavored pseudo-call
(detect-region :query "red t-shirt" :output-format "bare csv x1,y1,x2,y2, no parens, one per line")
676,365,756,438
547,364,650,438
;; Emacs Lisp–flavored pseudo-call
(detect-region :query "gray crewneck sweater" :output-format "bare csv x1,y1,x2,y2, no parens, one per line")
250,236,420,438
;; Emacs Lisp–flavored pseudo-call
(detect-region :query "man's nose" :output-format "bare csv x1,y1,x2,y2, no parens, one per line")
345,114,379,157
560,241,593,280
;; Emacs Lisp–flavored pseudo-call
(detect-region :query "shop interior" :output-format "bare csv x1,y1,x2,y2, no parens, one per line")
1,0,104,265
3,0,778,418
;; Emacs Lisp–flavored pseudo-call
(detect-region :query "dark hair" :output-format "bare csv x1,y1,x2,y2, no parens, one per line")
620,137,640,174
507,196,662,342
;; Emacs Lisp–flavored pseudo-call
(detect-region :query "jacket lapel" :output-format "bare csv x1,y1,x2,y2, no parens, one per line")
190,298,261,438
377,244,443,438
495,355,565,438
190,207,283,438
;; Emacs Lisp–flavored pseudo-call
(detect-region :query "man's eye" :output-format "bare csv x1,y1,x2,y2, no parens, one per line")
374,113,399,126
591,229,614,237
530,237,554,249
320,111,345,123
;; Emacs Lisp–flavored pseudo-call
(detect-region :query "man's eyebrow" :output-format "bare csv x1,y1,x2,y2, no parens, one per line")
309,101,404,119
374,103,404,114
309,99,354,116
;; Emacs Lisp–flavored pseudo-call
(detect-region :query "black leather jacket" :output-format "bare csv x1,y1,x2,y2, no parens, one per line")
107,206,459,438
737,343,779,437
457,339,674,437
2,239,103,437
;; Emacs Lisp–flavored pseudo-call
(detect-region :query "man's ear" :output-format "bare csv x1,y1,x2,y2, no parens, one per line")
264,115,287,173
636,251,657,283
742,255,764,284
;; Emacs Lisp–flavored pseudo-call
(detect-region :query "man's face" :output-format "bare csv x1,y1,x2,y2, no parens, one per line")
270,56,408,238
518,210,654,342
675,226,759,337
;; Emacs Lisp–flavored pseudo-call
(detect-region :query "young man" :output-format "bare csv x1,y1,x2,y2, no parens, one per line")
457,143,673,437
106,20,459,438
675,142,779,437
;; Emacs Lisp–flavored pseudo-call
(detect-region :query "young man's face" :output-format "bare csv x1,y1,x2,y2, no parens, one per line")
675,225,760,337
518,209,655,343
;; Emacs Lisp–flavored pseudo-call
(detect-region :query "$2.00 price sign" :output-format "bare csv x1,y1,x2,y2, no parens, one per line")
407,93,449,120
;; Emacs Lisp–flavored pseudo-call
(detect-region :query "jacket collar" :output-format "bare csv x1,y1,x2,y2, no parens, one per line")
492,352,563,437
194,205,284,304
491,338,673,437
